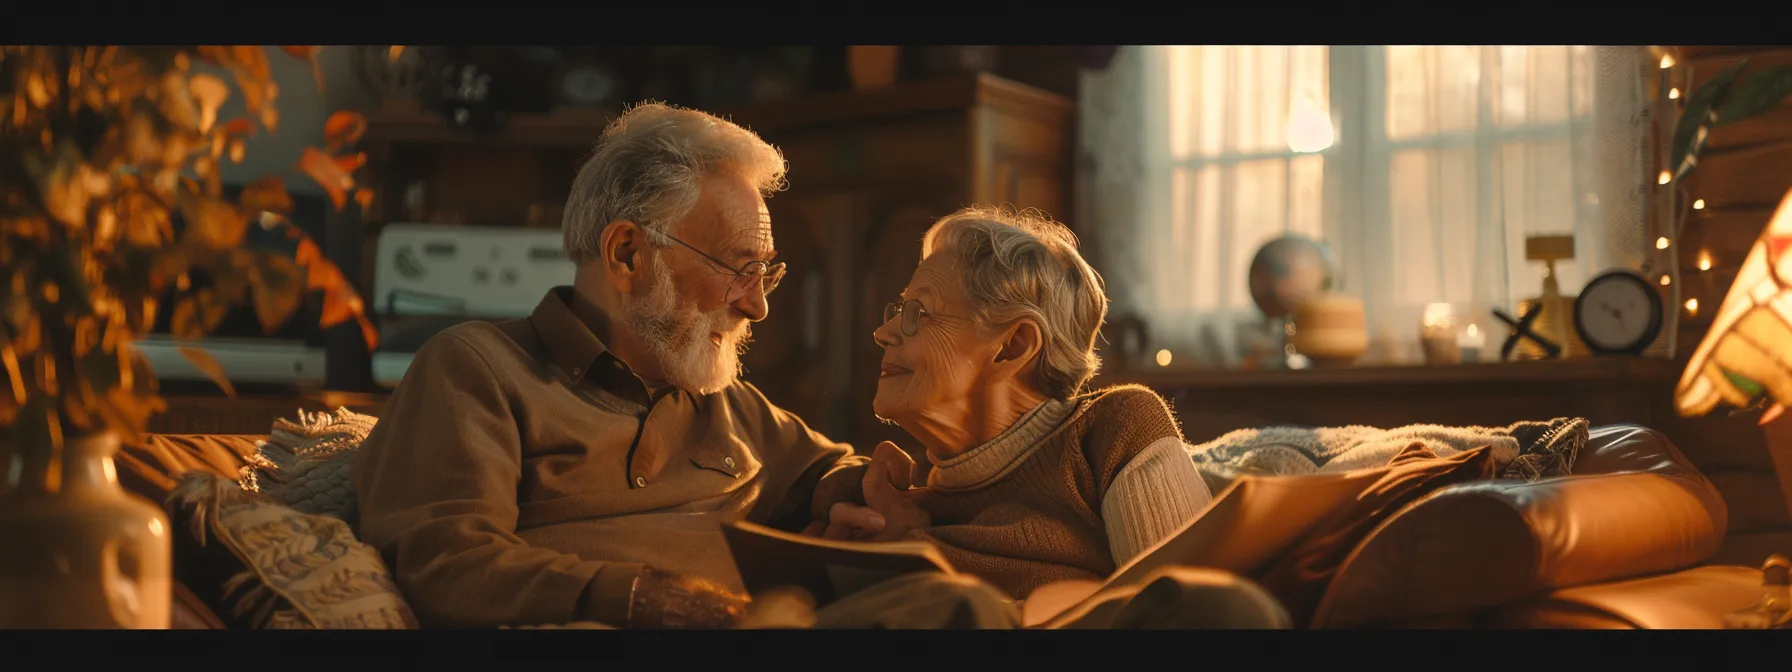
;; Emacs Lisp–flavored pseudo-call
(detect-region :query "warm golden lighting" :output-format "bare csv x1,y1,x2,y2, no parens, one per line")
1686,298,1699,314
1699,252,1713,271
1661,275,1672,286
1660,54,1676,69
1668,87,1681,100
1693,198,1706,210
1657,237,1671,250
1155,349,1173,367
1659,170,1673,185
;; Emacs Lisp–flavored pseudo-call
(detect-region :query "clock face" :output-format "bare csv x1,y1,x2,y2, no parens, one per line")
561,68,615,105
1575,272,1662,353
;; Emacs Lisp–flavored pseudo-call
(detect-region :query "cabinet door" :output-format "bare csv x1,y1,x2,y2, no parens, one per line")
846,188,971,451
741,191,854,440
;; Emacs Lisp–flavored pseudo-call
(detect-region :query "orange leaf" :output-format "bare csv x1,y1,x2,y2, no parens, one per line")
177,195,249,249
297,147,351,210
176,346,235,398
324,111,367,151
280,46,320,60
239,176,293,215
187,73,229,134
354,188,375,212
249,251,303,333
290,236,379,349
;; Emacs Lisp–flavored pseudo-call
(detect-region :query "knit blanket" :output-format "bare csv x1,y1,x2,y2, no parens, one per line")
237,406,377,522
1187,417,1589,496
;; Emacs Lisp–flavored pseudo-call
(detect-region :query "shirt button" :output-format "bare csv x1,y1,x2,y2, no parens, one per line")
634,476,647,488
723,456,735,468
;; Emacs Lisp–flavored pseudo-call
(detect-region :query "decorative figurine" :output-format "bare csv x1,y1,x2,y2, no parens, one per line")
1493,304,1562,362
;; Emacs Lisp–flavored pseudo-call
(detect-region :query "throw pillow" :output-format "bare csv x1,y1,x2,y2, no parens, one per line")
167,472,418,629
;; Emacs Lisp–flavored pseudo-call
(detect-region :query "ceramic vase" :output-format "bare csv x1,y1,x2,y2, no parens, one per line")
1290,292,1369,367
0,431,172,629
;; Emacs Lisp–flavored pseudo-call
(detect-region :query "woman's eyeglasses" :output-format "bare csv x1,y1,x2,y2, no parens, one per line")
882,298,959,337
661,232,786,302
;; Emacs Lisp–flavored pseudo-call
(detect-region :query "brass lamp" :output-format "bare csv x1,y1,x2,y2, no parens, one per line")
1676,186,1792,629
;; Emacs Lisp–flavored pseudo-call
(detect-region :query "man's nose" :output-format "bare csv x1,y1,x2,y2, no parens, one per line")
733,283,770,322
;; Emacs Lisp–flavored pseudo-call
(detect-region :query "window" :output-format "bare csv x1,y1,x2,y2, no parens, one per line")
1079,45,1649,367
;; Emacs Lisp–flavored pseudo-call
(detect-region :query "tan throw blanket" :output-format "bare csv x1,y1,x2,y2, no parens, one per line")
238,406,377,522
1187,417,1589,496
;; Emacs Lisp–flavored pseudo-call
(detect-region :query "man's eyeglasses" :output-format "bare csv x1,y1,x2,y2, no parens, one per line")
659,231,786,302
882,298,959,337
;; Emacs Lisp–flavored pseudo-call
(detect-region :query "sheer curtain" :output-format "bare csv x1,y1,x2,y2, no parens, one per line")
1079,45,1651,368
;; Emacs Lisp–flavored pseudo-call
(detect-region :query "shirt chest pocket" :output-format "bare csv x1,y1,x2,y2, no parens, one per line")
690,435,761,481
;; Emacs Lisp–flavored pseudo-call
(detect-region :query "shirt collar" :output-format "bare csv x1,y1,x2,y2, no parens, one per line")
529,286,624,385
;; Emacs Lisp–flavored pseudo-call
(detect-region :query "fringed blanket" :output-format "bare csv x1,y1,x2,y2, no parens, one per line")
238,406,377,522
1187,417,1589,496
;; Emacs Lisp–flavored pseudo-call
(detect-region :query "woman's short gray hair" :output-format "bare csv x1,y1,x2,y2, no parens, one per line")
921,206,1109,400
561,102,787,263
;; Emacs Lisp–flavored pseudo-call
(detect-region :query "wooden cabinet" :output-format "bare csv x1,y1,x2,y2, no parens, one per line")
723,74,1073,446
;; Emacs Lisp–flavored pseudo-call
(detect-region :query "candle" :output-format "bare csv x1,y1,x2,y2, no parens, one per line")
1419,303,1460,364
1458,324,1485,363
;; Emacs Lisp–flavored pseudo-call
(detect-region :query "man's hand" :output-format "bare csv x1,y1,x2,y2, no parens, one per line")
857,441,932,542
630,566,750,629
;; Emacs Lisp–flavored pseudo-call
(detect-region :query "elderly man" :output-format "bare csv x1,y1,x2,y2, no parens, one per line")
353,102,1001,629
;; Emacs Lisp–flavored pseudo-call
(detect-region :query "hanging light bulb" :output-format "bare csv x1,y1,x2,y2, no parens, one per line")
1693,198,1706,210
1657,237,1671,250
1155,349,1173,367
1660,275,1672,286
1661,54,1677,69
1286,97,1335,154
1699,252,1713,271
1685,298,1699,314
1669,87,1681,99
1659,170,1673,185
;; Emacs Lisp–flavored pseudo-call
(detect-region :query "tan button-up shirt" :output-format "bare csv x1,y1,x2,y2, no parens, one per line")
353,287,868,628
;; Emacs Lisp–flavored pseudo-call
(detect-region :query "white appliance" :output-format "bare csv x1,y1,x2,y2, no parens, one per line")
370,223,577,388
135,336,328,387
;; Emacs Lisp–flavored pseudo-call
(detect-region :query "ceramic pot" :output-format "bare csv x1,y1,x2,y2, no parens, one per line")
0,430,172,629
1290,292,1368,367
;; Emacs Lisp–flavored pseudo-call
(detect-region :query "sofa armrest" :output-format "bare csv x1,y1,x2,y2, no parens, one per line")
1311,424,1728,628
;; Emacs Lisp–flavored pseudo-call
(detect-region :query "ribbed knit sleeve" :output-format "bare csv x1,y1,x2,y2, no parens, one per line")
1100,436,1212,565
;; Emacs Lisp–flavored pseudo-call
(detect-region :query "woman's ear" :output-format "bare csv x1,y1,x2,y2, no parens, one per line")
995,319,1045,373
602,219,644,291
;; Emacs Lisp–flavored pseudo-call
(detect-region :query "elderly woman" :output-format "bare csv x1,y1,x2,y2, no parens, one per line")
822,205,1215,602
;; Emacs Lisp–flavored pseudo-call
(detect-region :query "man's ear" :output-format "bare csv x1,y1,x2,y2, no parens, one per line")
994,319,1045,375
601,219,645,291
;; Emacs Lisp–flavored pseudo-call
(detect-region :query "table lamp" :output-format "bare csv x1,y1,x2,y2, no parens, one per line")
1676,186,1792,629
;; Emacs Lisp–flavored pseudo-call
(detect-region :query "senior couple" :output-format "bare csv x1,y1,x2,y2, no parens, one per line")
352,102,1289,629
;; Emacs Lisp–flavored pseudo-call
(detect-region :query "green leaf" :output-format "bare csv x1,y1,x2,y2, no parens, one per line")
1716,65,1792,125
1672,59,1750,181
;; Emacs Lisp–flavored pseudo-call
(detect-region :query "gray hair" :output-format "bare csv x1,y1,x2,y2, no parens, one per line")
920,206,1108,400
562,102,788,263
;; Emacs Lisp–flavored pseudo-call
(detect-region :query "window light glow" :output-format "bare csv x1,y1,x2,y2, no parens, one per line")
1286,97,1335,154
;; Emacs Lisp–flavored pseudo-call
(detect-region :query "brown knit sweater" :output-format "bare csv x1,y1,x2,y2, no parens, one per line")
907,384,1194,600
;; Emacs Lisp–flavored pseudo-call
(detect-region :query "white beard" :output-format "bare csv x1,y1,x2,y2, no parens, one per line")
623,256,752,395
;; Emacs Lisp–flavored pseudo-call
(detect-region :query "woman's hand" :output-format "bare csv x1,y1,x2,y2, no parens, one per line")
856,441,932,542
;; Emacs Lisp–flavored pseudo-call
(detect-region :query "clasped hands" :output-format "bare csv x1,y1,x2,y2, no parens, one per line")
802,441,931,542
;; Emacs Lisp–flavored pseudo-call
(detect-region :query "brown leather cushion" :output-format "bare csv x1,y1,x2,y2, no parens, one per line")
1483,565,1763,629
1255,443,1497,626
1312,424,1727,628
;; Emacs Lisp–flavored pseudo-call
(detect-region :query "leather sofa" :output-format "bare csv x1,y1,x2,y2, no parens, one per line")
119,423,1768,629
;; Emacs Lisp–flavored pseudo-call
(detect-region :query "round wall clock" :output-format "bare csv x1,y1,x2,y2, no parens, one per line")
1573,269,1664,356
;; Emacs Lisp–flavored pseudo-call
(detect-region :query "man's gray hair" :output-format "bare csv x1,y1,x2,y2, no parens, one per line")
562,102,787,263
920,206,1109,400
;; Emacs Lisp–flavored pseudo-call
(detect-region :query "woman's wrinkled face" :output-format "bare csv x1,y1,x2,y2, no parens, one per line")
872,253,1005,426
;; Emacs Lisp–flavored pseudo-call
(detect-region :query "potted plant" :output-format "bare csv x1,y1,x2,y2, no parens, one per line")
0,45,379,628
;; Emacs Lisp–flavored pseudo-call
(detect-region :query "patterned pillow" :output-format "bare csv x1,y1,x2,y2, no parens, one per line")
168,472,418,629
237,407,376,522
